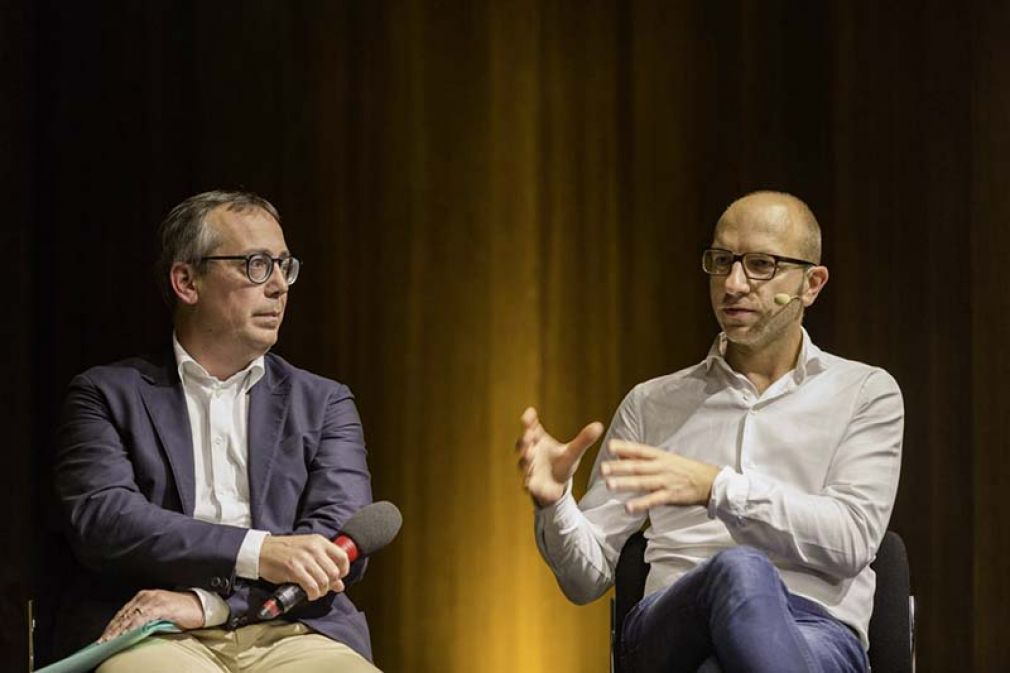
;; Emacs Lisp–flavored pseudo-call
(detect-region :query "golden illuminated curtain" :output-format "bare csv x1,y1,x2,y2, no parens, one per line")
286,3,714,671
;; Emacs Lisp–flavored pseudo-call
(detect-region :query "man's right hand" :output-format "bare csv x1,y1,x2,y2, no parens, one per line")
516,407,604,507
258,534,350,601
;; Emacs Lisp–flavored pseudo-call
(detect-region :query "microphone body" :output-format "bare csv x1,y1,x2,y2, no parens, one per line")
256,535,360,620
255,501,402,622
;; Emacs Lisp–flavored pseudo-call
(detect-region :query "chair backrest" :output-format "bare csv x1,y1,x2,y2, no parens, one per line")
612,530,648,673
868,531,913,673
611,530,913,673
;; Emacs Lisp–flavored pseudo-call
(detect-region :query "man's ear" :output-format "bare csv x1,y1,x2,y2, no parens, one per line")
801,265,829,307
170,262,200,306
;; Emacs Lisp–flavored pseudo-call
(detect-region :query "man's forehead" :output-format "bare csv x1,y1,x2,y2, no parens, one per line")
207,205,287,249
714,201,800,248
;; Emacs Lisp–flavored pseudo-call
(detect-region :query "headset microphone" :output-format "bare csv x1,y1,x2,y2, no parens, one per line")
773,293,801,306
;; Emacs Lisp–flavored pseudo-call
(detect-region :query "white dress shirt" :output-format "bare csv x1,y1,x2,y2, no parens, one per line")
173,335,271,627
534,329,904,648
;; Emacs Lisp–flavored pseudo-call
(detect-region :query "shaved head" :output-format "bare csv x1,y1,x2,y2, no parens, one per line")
715,191,822,264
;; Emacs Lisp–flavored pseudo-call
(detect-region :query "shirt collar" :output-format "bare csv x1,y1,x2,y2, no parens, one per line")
702,327,825,382
172,333,266,391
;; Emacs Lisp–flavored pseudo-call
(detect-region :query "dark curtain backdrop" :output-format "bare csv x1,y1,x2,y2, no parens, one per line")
4,1,1008,671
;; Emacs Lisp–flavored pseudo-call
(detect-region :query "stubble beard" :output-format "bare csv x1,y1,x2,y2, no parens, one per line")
723,298,802,353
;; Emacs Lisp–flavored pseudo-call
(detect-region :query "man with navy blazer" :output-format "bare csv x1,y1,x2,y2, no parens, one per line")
53,191,381,672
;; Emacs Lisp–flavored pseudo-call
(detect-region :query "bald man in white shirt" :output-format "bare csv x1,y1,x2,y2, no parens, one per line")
517,191,903,673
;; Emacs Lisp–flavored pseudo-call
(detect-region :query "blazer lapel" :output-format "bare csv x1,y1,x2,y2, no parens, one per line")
247,356,291,527
138,359,197,515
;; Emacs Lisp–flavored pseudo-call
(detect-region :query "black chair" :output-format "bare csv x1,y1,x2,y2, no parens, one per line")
611,531,915,673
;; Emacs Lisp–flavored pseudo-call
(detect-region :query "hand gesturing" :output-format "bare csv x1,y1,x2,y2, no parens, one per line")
601,439,721,513
516,407,604,507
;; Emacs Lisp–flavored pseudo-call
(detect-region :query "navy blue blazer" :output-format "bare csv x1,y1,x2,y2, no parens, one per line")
52,351,374,661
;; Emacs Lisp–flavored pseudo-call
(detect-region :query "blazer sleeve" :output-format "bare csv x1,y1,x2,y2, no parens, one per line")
222,382,375,622
289,383,373,587
55,373,247,591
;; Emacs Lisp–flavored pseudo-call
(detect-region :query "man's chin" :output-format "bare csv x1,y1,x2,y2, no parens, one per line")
246,328,280,351
721,325,763,347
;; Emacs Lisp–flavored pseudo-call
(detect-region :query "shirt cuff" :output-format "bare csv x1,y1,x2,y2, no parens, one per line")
236,529,271,580
707,466,748,524
190,588,229,628
533,481,583,533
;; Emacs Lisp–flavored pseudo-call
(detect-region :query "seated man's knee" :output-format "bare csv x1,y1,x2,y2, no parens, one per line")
705,546,778,590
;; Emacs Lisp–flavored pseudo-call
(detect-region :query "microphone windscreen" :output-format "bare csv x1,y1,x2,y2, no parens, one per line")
341,501,403,555
773,293,793,306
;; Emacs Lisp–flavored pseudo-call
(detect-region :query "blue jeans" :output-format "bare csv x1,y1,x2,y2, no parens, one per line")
620,546,869,673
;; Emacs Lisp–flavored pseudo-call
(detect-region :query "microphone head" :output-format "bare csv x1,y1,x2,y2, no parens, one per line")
341,501,403,556
773,293,794,306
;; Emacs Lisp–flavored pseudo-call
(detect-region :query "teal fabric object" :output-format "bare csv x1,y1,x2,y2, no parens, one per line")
37,620,181,673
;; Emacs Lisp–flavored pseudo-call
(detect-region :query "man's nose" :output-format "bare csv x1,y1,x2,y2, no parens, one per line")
724,261,751,295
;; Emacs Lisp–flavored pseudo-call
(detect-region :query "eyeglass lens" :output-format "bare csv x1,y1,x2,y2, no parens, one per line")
703,250,776,280
247,254,300,284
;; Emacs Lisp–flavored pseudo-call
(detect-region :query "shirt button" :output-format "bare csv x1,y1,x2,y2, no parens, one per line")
214,437,223,446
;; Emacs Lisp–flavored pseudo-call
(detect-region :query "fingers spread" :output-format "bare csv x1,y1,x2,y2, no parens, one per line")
515,425,543,457
563,421,603,461
604,475,664,493
625,490,671,514
574,421,604,448
608,439,661,459
600,459,656,477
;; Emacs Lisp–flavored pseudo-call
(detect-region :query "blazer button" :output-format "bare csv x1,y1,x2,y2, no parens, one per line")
210,577,223,589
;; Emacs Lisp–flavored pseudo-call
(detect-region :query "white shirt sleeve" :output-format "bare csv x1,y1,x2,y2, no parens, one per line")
708,369,904,578
187,529,270,627
190,588,230,627
235,529,270,579
533,388,649,604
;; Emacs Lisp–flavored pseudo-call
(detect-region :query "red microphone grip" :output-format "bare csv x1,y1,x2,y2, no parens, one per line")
334,534,360,563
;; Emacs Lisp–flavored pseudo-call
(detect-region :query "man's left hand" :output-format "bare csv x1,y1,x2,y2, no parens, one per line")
601,439,722,513
99,589,205,642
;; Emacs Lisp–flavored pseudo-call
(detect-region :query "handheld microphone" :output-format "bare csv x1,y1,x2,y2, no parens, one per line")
256,501,402,621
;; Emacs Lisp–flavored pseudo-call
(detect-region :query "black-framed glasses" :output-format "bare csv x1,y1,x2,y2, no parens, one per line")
202,253,301,285
702,248,814,281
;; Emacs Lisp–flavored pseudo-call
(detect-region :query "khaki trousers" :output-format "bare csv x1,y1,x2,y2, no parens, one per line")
96,622,381,673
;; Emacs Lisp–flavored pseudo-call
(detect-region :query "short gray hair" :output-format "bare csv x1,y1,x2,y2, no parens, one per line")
155,190,281,305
